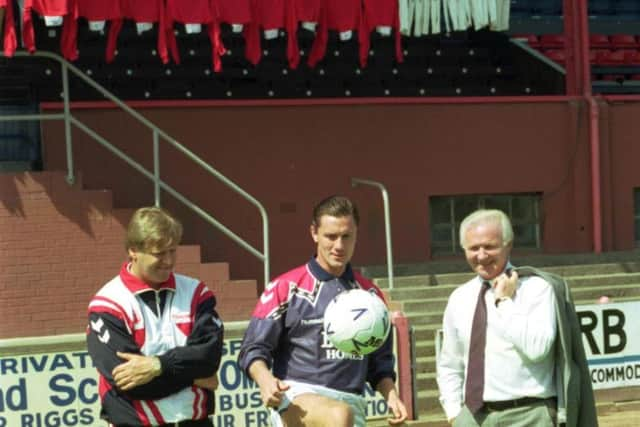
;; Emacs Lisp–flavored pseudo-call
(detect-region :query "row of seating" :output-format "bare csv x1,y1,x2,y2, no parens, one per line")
511,31,640,94
515,33,640,49
542,48,640,66
14,20,540,101
511,0,640,18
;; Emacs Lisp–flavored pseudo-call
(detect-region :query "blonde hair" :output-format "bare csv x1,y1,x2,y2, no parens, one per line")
125,207,183,252
459,209,513,249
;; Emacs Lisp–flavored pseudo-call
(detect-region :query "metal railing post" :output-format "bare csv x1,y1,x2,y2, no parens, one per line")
351,178,394,289
61,62,75,185
153,130,161,207
1,50,271,287
263,219,270,286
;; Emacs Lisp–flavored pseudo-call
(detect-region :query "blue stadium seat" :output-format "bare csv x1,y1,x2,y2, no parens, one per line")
511,0,534,17
589,0,616,16
615,0,640,17
531,0,562,16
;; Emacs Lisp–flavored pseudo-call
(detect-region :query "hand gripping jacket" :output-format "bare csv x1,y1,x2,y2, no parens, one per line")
87,263,224,427
238,258,396,395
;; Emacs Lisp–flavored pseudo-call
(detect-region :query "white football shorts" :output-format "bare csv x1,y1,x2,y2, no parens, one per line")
269,380,367,427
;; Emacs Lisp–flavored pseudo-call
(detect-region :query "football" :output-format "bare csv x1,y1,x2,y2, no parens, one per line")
323,288,391,356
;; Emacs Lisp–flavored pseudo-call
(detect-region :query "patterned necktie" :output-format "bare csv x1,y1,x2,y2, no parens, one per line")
465,280,491,414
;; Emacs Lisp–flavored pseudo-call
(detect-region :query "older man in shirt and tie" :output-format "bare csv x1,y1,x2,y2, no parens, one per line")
436,209,559,426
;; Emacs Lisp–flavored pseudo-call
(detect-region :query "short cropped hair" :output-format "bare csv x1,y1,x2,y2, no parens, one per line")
312,195,360,227
459,209,513,249
125,207,183,252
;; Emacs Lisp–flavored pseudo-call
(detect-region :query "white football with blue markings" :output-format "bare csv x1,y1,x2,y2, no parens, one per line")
323,288,391,356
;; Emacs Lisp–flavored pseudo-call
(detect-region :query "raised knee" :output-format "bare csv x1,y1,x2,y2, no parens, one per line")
324,401,354,427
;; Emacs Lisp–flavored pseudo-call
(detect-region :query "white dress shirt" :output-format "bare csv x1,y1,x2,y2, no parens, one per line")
436,266,557,420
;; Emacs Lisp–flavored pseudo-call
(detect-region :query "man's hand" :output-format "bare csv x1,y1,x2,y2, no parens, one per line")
248,360,290,408
375,378,408,425
385,388,408,425
112,352,162,391
194,374,219,391
493,270,518,300
257,374,290,408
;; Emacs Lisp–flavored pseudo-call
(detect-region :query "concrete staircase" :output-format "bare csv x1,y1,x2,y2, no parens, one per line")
370,261,640,426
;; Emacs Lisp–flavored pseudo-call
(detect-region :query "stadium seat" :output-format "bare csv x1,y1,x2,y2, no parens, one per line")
544,49,566,66
615,0,640,16
622,50,640,64
588,0,615,15
531,0,562,16
510,0,534,17
594,49,625,65
610,34,639,48
590,34,611,49
539,34,565,49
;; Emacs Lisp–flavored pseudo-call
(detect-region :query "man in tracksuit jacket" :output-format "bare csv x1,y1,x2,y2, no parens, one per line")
87,206,224,427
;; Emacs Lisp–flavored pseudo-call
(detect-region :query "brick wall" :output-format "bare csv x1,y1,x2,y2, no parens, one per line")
0,171,257,339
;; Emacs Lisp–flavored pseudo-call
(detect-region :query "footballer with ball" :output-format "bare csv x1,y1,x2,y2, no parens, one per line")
238,195,407,427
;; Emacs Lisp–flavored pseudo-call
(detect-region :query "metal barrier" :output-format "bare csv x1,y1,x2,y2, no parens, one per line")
351,177,395,289
0,50,270,285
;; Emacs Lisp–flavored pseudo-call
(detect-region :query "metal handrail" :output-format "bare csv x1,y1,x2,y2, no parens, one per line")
0,50,270,285
351,177,394,289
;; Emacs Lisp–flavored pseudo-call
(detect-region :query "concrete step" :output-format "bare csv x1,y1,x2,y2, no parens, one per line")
387,273,640,301
403,311,443,326
400,294,640,326
376,265,640,290
570,283,640,301
415,371,438,391
398,289,640,319
382,271,640,293
363,252,640,279
415,355,437,375
567,272,640,288
415,340,436,358
403,297,450,313
414,389,443,413
413,324,441,342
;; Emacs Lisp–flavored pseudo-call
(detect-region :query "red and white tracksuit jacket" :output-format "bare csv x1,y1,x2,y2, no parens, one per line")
87,263,224,426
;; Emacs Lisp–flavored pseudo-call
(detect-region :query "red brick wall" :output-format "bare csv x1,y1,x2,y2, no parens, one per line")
40,101,595,283
0,172,257,339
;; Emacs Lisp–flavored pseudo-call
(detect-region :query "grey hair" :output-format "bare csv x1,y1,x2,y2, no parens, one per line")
459,209,513,249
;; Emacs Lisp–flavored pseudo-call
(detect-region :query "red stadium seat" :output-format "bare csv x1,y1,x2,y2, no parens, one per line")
539,34,565,48
544,49,566,66
610,34,639,48
630,74,640,80
623,50,640,65
589,34,610,49
594,49,626,65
